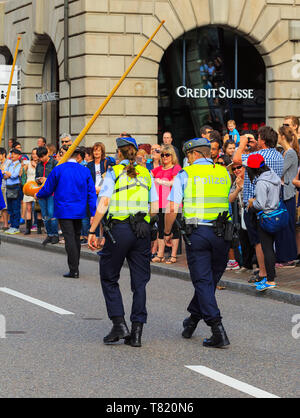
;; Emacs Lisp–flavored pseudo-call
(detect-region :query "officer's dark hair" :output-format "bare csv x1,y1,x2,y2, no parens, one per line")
258,126,278,148
0,147,7,157
37,146,48,158
119,145,137,178
246,164,270,184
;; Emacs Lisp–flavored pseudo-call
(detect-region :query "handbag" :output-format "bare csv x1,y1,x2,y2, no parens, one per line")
257,200,289,234
6,185,19,199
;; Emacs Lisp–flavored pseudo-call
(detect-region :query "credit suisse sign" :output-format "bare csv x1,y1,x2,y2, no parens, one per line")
176,86,255,99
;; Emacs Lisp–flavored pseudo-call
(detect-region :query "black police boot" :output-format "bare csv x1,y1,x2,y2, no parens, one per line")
124,322,143,347
203,323,230,348
182,315,200,339
24,219,32,235
63,271,79,279
103,317,130,344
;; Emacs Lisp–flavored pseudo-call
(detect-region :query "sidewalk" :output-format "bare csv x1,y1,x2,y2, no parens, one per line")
1,225,300,306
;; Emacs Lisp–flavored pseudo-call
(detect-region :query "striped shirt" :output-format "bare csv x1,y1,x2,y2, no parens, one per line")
242,148,284,204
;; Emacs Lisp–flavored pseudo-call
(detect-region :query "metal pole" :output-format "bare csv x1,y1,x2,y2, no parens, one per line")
57,20,165,166
0,36,21,141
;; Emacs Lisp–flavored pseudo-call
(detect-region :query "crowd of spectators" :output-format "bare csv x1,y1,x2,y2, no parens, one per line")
1,116,300,289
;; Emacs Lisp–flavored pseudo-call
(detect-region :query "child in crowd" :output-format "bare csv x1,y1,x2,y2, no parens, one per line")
227,120,240,146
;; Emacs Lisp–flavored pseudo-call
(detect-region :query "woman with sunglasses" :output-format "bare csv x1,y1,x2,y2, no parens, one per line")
147,144,161,171
229,163,255,273
151,145,182,264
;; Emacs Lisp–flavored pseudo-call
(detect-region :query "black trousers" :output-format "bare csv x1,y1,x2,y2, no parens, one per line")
258,225,276,282
59,219,82,273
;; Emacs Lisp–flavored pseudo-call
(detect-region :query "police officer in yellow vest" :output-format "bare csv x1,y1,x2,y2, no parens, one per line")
88,137,158,347
165,138,231,348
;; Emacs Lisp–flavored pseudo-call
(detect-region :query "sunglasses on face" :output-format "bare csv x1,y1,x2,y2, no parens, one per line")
232,165,243,172
161,153,171,158
152,149,161,153
61,140,69,144
283,123,290,127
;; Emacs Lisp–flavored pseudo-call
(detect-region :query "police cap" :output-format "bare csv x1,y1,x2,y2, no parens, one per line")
182,137,211,154
116,137,138,151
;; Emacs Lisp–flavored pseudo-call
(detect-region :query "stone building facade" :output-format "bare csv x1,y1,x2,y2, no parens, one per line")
0,0,300,153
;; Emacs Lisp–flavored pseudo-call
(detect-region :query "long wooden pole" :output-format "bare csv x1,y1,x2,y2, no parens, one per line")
0,36,21,141
58,20,165,166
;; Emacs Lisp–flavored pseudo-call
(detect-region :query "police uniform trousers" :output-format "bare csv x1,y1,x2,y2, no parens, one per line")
100,223,151,324
185,225,230,326
59,219,82,273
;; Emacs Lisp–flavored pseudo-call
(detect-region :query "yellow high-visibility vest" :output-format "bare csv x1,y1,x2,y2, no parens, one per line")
108,164,151,223
182,163,231,222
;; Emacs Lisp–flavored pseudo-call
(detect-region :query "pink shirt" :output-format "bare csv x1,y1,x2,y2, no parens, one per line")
152,164,182,208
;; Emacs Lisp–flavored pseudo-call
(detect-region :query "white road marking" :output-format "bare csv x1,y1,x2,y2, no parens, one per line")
0,287,74,315
185,366,280,398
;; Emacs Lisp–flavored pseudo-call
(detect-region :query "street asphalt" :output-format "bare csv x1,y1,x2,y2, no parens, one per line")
0,242,299,398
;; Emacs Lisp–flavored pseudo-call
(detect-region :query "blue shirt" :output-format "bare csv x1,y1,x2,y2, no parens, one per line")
242,148,284,204
229,128,240,144
99,160,158,203
0,171,5,210
36,160,97,219
5,160,21,186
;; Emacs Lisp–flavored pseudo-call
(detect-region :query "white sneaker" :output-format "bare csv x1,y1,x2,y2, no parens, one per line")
5,227,20,235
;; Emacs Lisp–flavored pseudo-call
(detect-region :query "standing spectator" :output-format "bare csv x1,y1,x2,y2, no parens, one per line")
46,144,57,158
152,145,182,264
22,148,39,235
223,139,236,160
148,144,161,171
227,120,240,145
0,148,10,231
84,147,93,164
3,149,22,234
229,162,255,273
36,146,59,245
0,169,5,214
87,142,115,197
275,126,299,267
136,149,148,168
200,125,214,141
210,140,221,164
60,133,72,147
283,116,300,144
37,137,47,148
56,145,69,162
233,127,284,283
247,154,281,291
162,131,181,163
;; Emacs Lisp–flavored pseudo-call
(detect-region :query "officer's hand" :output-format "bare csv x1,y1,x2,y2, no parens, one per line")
88,234,101,251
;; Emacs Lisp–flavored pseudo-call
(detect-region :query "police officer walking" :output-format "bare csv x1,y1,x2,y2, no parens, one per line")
164,138,231,348
88,137,158,347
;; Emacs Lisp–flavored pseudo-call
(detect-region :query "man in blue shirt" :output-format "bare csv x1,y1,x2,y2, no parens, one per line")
233,126,284,283
36,148,97,278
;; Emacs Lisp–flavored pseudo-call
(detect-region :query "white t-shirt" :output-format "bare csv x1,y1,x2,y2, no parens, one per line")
95,163,101,187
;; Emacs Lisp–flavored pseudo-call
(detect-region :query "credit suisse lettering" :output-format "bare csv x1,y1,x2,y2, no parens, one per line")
176,86,255,99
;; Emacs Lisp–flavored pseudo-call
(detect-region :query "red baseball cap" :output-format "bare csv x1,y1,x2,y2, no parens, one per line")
247,154,265,169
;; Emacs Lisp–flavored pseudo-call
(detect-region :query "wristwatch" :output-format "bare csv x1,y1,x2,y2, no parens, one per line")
164,232,172,236
88,231,96,235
